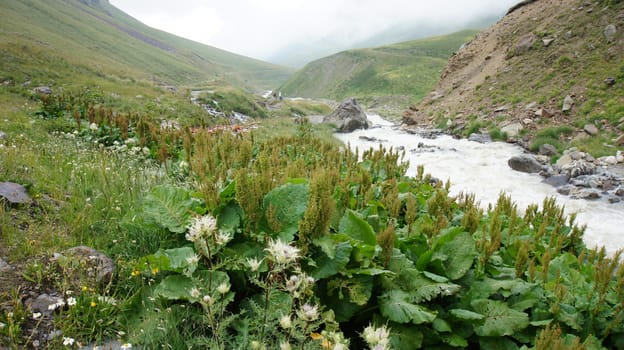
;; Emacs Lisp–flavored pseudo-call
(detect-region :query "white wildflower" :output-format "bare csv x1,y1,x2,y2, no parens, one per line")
285,275,300,292
186,254,200,265
120,344,132,350
216,282,230,295
0,322,5,329
250,341,261,350
189,287,201,299
179,160,189,169
298,304,319,322
48,303,58,311
362,324,391,349
280,342,292,350
32,312,42,320
279,315,292,329
186,215,217,242
265,239,300,266
62,337,75,346
247,257,262,272
215,231,232,246
89,123,98,131
67,297,76,306
202,295,214,306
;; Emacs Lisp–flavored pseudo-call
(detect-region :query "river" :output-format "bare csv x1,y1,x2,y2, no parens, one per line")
335,115,624,254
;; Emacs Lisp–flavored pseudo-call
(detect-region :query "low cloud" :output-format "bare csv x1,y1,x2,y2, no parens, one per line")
110,0,521,59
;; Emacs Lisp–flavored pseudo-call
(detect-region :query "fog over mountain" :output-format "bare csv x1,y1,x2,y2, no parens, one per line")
110,0,521,66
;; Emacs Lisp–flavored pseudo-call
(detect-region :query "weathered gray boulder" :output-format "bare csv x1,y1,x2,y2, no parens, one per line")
0,182,31,204
515,33,537,55
584,124,599,136
468,133,492,143
562,95,574,112
501,123,523,138
543,175,570,187
58,246,115,286
539,143,558,156
32,86,52,95
561,160,596,178
508,155,543,173
605,24,617,43
323,99,369,133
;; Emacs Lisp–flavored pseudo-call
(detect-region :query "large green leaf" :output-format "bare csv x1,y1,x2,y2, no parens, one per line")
339,210,377,246
263,183,308,241
217,202,243,234
471,299,529,337
323,275,373,322
449,308,485,321
430,228,476,280
152,247,198,275
142,185,203,233
389,323,424,350
310,241,352,279
379,290,437,324
154,275,195,301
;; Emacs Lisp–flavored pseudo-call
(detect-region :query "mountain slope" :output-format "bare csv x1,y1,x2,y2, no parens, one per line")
0,0,293,90
403,0,624,156
278,30,478,108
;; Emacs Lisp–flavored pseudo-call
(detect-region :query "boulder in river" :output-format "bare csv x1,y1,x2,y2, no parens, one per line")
323,98,369,133
508,155,543,173
468,133,492,143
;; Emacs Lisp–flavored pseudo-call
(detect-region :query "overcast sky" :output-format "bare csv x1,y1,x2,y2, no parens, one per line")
109,0,521,60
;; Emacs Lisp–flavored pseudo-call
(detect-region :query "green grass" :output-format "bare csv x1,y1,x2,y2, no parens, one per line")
279,30,478,103
0,0,293,90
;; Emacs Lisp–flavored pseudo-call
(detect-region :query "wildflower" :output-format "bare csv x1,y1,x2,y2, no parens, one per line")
89,123,98,131
189,287,201,299
32,312,42,320
120,344,132,350
131,269,140,277
90,301,97,308
179,160,189,169
67,297,77,306
93,346,101,350
265,239,300,266
63,337,75,346
217,282,230,295
186,254,200,265
202,295,214,306
0,322,5,329
186,215,217,243
279,315,292,329
82,286,88,291
362,324,391,349
151,267,159,275
6,312,13,318
280,342,292,350
298,304,319,322
247,257,262,272
285,275,300,292
48,303,57,311
250,341,261,349
215,231,232,246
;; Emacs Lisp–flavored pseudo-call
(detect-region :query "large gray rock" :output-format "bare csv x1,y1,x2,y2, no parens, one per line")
562,95,574,112
323,98,369,133
515,33,537,55
26,293,64,316
468,133,492,143
605,24,617,43
59,246,115,286
0,182,31,204
539,143,558,156
584,124,599,136
543,175,570,187
32,86,52,95
561,160,596,178
508,155,543,173
501,123,523,138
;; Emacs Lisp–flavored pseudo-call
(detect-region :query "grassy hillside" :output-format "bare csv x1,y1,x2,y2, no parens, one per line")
279,30,478,109
404,0,624,157
0,0,293,90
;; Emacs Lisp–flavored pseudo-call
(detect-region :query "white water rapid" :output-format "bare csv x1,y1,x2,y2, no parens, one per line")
335,115,624,254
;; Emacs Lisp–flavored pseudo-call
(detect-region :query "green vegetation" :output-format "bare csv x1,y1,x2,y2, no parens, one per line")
529,126,575,153
2,86,624,349
0,0,293,90
280,30,478,105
